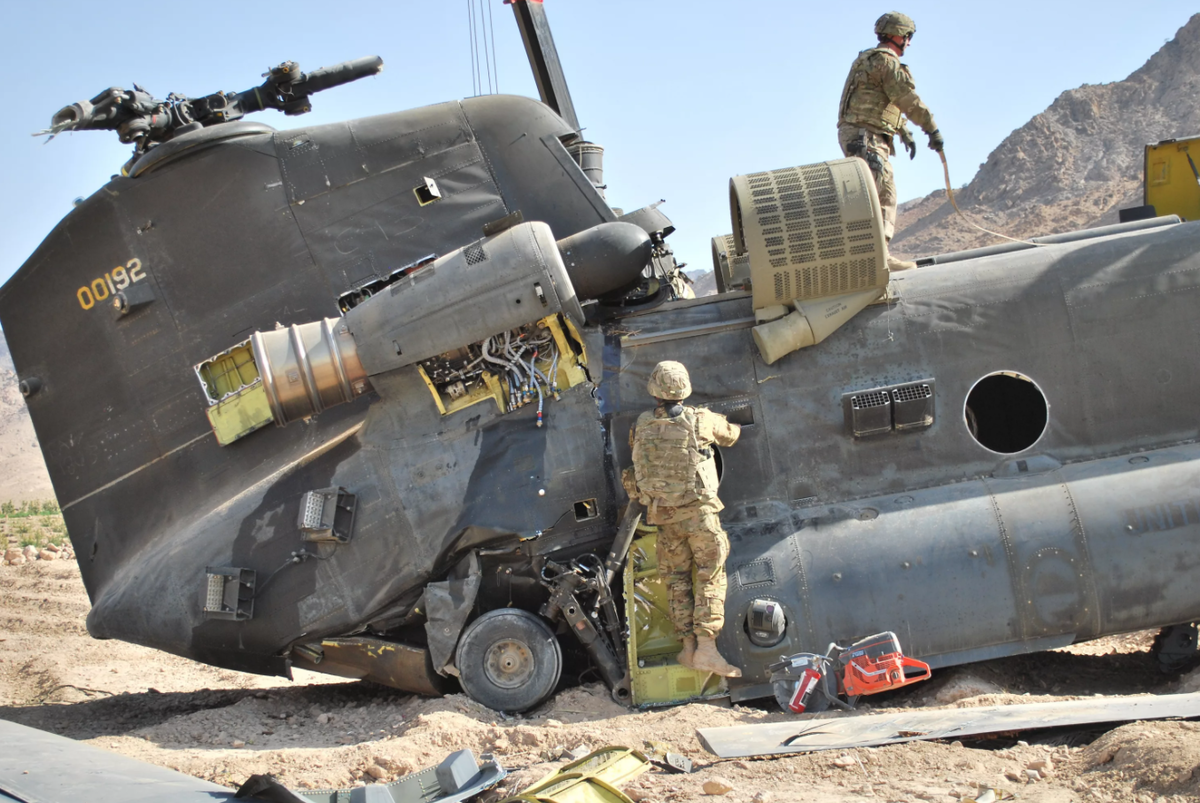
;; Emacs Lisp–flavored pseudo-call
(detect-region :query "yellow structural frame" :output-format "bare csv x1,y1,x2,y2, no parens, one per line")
624,528,727,707
420,313,589,417
1144,136,1200,222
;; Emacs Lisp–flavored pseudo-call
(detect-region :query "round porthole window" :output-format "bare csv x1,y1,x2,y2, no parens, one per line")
964,371,1048,454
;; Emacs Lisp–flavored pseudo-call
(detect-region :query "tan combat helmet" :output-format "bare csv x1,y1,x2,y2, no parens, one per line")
647,361,692,401
875,12,916,39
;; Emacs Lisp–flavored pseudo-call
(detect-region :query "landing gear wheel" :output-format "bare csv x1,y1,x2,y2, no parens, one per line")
455,608,562,712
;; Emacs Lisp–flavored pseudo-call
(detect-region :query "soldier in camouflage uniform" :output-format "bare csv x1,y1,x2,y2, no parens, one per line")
623,361,742,677
838,11,944,271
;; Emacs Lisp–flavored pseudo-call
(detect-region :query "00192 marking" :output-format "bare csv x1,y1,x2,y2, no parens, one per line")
77,259,146,310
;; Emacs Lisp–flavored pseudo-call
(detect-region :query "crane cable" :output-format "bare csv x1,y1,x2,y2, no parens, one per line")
467,0,501,96
939,150,1043,247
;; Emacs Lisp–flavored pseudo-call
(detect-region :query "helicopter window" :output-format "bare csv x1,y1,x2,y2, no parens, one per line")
573,499,599,522
964,371,1048,454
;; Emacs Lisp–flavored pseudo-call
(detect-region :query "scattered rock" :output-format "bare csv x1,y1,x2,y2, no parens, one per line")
832,754,857,769
1024,769,1041,782
5,549,24,565
365,764,389,780
1028,758,1054,774
22,545,37,560
316,713,331,724
231,740,245,748
37,549,55,561
702,777,733,796
375,757,410,775
751,791,773,803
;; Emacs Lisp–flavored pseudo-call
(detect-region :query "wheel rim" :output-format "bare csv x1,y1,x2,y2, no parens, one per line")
483,637,536,689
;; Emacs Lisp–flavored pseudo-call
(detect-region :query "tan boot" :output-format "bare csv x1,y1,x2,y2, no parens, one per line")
676,634,697,669
887,254,917,271
692,636,741,677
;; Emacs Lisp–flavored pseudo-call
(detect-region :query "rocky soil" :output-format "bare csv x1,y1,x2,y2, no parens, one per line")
0,339,53,503
4,558,1200,802
892,14,1200,260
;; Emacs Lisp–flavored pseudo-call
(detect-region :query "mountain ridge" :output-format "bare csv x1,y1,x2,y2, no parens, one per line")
893,13,1200,256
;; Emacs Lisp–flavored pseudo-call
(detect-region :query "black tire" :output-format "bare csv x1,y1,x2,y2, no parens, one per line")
455,608,562,713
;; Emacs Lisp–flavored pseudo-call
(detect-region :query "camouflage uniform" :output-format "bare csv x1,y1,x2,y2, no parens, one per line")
838,45,937,240
629,405,741,640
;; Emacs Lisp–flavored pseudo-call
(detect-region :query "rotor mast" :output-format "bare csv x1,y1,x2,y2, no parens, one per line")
505,0,581,132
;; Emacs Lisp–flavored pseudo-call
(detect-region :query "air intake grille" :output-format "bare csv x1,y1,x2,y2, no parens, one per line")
893,384,932,404
851,391,890,410
731,158,887,311
842,379,936,438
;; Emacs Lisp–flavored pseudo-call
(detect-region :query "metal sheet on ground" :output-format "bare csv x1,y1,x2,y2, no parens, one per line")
697,692,1200,758
0,718,239,802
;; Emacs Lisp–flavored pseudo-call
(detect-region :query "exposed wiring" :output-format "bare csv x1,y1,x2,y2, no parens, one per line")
254,549,328,599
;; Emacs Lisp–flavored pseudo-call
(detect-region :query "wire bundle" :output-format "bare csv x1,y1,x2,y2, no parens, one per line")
481,328,560,425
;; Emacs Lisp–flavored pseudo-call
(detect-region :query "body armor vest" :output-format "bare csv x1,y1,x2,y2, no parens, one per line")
632,407,719,510
839,47,904,133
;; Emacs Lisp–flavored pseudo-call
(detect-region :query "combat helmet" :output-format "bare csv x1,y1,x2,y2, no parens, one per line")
647,361,692,401
875,12,916,39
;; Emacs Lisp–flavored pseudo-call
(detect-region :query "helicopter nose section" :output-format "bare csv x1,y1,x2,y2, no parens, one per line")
556,222,652,300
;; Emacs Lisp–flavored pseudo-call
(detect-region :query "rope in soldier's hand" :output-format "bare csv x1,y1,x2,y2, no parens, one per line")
939,151,1043,247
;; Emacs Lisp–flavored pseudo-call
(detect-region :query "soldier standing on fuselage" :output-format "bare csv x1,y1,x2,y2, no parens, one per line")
625,361,742,677
838,11,944,271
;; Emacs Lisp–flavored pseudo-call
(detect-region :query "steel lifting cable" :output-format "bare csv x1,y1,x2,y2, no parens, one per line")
487,0,499,93
477,0,494,93
939,151,1043,247
467,0,479,96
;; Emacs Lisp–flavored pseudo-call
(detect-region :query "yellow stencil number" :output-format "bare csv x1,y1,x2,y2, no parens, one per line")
77,259,146,311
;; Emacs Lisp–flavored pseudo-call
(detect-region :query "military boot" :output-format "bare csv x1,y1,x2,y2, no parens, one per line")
692,636,741,677
677,634,697,669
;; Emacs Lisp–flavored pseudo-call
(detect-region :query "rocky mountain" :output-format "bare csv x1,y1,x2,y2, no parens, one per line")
893,14,1200,257
685,268,718,297
0,335,54,503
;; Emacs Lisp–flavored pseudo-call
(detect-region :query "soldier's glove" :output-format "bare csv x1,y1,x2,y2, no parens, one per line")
898,127,916,160
621,466,639,498
927,129,945,153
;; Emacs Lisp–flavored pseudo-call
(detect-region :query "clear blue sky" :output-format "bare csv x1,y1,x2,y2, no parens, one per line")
1,2,1193,286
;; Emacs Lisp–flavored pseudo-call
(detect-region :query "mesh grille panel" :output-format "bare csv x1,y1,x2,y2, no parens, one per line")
893,383,932,403
464,244,488,265
852,391,890,410
733,158,887,308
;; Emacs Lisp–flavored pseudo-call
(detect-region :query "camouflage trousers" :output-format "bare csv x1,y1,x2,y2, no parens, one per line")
655,509,729,640
838,124,897,240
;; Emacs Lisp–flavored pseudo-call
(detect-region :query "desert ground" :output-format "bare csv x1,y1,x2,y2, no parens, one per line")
4,527,1200,803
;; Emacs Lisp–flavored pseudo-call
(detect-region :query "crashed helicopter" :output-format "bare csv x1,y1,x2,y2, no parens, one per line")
7,0,1200,713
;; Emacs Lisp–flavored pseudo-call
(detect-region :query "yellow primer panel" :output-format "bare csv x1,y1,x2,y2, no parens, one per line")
198,342,260,402
206,381,273,446
1145,136,1200,222
624,529,727,707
